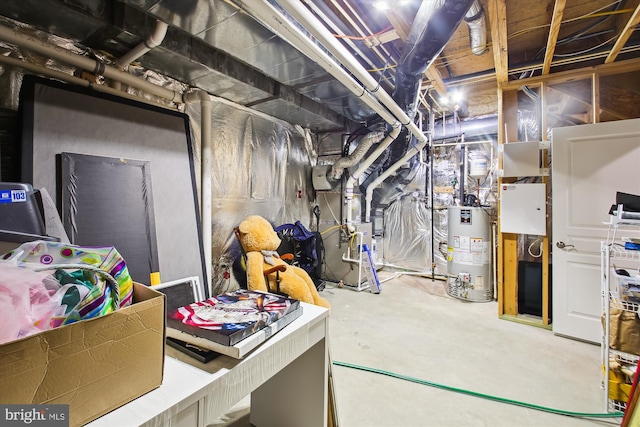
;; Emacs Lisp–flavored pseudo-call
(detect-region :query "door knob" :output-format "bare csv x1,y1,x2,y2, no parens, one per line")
556,241,575,249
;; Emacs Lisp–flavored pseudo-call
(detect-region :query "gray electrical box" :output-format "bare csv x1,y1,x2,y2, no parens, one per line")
500,183,547,235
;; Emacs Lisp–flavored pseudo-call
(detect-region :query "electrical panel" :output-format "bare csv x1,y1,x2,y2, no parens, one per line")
500,183,546,235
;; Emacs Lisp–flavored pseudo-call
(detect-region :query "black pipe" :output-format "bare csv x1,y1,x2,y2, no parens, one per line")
429,95,436,279
459,142,465,204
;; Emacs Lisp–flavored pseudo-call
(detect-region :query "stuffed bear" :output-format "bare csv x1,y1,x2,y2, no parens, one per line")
237,215,330,309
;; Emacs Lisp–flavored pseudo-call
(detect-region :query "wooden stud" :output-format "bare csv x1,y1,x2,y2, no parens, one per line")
488,0,509,85
592,73,600,124
542,0,566,75
605,3,640,64
540,82,550,326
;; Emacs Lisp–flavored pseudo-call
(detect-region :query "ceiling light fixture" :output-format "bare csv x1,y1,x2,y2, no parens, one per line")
373,1,390,11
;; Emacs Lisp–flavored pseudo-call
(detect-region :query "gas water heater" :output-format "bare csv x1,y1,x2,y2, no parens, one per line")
446,206,492,302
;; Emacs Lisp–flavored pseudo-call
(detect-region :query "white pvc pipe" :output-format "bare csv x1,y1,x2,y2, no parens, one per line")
184,90,213,294
0,24,182,103
344,124,401,230
241,1,400,128
365,138,430,222
0,55,177,110
276,1,428,146
116,20,169,69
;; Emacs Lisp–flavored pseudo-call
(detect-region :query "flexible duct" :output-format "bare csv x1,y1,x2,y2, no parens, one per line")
367,0,473,217
392,0,474,120
329,130,385,180
464,0,488,56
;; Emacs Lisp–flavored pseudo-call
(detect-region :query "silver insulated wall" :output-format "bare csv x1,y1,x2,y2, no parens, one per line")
446,206,492,302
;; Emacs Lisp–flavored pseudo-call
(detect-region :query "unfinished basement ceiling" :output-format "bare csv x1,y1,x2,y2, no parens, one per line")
0,0,638,131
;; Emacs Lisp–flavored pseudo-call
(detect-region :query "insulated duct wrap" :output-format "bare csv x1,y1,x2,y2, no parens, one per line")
392,0,474,118
369,0,474,206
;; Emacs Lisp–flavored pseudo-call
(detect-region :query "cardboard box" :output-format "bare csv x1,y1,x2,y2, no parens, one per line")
0,282,166,427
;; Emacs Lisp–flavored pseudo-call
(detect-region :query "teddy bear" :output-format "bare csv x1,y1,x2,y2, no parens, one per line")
236,215,330,309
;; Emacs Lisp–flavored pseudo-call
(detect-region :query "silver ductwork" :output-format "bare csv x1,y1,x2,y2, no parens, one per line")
464,0,488,56
329,130,385,180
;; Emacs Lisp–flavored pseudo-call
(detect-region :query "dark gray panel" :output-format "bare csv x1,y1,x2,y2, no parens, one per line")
61,152,159,284
20,77,207,292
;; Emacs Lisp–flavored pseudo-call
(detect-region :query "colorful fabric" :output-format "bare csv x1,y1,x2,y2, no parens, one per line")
1,240,133,328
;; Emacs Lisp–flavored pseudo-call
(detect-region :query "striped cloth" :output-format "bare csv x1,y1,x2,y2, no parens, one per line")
1,240,133,327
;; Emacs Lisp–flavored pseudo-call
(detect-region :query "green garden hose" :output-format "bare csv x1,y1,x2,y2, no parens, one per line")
333,360,623,421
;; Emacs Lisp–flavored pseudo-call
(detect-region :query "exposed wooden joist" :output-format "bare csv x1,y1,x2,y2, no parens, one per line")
605,3,640,63
542,0,566,75
488,0,509,85
502,57,640,89
385,9,448,97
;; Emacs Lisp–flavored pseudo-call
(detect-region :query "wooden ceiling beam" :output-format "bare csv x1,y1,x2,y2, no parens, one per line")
502,57,640,89
385,9,448,97
542,0,566,75
605,3,640,63
488,0,509,85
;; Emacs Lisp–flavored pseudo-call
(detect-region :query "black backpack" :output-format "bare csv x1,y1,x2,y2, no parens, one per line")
274,221,325,291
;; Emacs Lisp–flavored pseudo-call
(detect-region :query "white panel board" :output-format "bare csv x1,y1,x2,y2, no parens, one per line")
502,141,540,177
500,183,546,235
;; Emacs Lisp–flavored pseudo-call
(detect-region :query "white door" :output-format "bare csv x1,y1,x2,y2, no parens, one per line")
552,118,640,343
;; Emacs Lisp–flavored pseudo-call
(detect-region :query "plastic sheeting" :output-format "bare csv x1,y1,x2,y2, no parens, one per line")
187,99,317,294
0,21,317,295
380,140,497,275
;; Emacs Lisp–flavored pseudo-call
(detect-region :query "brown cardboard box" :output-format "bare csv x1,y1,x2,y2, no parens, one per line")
0,282,165,427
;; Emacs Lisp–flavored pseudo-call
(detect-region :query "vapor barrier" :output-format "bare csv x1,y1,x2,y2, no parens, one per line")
380,140,497,276
187,100,317,294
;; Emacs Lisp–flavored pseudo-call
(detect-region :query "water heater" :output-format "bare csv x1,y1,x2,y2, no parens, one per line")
446,206,492,302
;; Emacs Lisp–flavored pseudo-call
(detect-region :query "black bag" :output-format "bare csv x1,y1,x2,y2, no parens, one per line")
274,221,325,291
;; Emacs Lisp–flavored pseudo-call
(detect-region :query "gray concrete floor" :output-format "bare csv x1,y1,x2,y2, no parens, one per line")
212,271,620,427
323,271,617,427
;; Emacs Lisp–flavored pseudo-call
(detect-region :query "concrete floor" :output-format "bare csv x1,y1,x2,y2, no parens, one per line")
213,271,619,427
323,271,616,427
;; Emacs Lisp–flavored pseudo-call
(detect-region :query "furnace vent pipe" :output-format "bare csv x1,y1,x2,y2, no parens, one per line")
345,124,402,231
464,0,488,56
